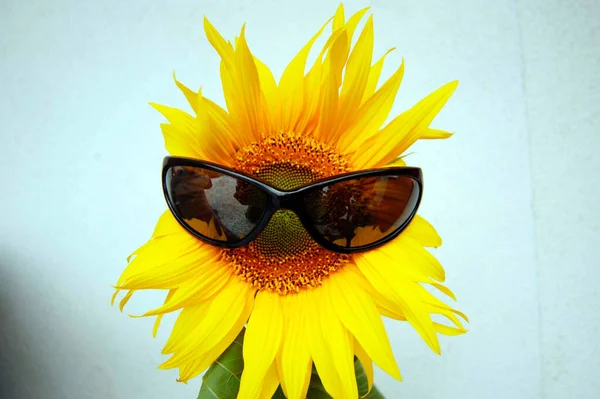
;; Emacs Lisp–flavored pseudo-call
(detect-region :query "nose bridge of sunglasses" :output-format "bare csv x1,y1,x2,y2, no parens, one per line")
275,190,299,211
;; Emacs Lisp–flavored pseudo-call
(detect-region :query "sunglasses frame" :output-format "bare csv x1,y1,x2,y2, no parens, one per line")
162,156,423,254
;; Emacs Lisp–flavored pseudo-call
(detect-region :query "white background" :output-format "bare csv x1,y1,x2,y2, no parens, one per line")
1,0,598,398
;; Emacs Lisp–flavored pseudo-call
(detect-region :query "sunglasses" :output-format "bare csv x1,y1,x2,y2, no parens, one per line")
162,156,423,254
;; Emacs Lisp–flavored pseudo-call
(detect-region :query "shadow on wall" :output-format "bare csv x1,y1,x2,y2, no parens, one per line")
0,249,60,398
0,247,115,399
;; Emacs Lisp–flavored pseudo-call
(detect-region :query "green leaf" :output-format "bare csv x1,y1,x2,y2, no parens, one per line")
197,330,386,399
197,329,245,399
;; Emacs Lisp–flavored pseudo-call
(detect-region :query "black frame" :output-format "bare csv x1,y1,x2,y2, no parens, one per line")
162,156,423,254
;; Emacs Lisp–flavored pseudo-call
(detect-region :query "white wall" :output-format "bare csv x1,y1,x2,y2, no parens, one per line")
0,0,597,398
518,1,600,398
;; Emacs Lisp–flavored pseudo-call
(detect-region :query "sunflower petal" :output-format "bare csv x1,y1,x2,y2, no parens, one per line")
173,73,198,112
150,210,185,238
153,289,176,337
329,266,401,380
278,17,332,132
161,278,253,368
238,291,284,399
141,265,232,316
318,280,358,399
304,286,344,398
255,56,280,130
279,292,313,399
234,27,269,140
118,290,134,312
362,48,396,104
204,17,235,69
116,241,219,290
432,283,457,301
353,252,441,354
353,339,376,395
259,362,281,399
174,295,254,382
404,215,443,248
162,303,211,355
338,60,405,153
151,103,206,158
314,62,341,142
434,322,467,336
331,15,374,143
340,15,375,102
324,7,370,89
422,128,454,139
333,3,345,31
353,80,458,168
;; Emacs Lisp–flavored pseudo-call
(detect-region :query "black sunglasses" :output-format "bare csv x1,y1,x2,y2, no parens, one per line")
162,156,423,254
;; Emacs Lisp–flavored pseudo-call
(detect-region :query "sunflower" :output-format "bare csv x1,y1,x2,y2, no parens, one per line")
113,4,467,399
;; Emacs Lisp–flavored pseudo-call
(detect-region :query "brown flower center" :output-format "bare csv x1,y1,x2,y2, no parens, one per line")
221,132,351,294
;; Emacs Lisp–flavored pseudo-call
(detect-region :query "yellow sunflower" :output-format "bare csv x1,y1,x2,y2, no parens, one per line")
113,4,467,399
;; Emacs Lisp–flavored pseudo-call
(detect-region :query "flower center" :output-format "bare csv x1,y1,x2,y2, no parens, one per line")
221,132,351,294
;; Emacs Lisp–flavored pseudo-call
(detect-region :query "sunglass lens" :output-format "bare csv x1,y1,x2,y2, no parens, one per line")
303,175,420,248
165,165,268,243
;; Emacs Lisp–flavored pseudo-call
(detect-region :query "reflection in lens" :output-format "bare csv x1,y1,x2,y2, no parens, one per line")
165,165,268,243
304,175,419,248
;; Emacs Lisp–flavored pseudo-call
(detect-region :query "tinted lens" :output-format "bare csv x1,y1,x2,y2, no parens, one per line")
303,175,420,248
165,165,268,243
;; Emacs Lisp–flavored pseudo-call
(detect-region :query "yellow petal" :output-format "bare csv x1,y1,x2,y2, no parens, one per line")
151,103,205,159
431,283,457,301
298,56,324,135
353,339,377,396
318,280,358,399
238,291,284,399
342,16,375,92
304,283,359,399
381,157,407,167
278,17,332,132
296,8,367,136
117,241,219,290
204,17,235,70
434,322,467,336
376,234,446,283
153,289,176,337
279,292,312,399
150,210,185,239
329,266,401,380
305,286,344,399
259,362,281,399
422,128,454,139
333,15,374,142
234,27,269,140
353,80,458,168
362,48,396,104
323,8,370,90
173,72,198,112
255,56,280,130
403,215,443,248
140,265,232,316
118,290,134,312
322,29,349,90
219,58,239,125
314,62,341,142
333,3,345,31
174,295,254,382
162,303,210,355
159,123,200,159
161,277,253,367
338,60,405,153
194,92,236,164
353,252,441,354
